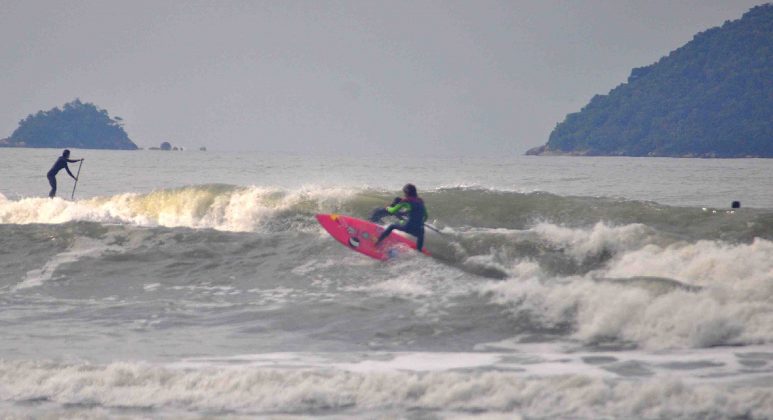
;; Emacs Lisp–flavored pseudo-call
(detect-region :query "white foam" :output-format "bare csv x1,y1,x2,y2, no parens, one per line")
175,352,502,373
1,350,771,418
603,237,773,288
345,259,469,304
14,237,123,291
142,283,161,292
352,275,434,298
482,236,773,349
532,221,654,261
0,185,358,232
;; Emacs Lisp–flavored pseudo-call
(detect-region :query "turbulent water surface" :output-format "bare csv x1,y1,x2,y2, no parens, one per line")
1,149,772,419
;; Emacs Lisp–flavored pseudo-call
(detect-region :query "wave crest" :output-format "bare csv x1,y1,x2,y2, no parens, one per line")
0,185,357,232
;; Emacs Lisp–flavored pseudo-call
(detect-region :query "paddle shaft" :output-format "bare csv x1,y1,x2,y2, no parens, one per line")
423,223,443,234
395,214,443,235
71,160,83,200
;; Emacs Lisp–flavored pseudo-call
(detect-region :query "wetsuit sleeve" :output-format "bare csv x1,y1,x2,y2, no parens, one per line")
386,202,410,215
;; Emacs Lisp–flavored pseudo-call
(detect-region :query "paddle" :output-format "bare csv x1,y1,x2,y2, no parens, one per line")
71,159,83,200
423,222,444,234
394,214,444,235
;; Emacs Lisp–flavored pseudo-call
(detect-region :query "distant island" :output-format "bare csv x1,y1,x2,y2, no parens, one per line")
0,99,138,150
527,4,773,158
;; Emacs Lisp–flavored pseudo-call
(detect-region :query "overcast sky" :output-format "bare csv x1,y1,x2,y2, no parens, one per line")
0,0,765,156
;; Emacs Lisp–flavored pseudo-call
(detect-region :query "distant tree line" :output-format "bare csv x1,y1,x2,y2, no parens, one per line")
0,99,138,150
529,4,773,158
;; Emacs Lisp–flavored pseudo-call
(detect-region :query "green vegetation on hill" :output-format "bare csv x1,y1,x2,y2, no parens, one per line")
0,99,138,150
529,4,773,158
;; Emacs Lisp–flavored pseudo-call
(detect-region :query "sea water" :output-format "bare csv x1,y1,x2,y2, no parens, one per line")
1,148,772,418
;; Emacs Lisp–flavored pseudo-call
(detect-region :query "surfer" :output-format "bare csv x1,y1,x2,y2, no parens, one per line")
375,183,428,252
47,149,83,198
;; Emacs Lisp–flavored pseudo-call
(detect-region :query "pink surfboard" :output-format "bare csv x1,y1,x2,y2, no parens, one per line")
316,213,429,261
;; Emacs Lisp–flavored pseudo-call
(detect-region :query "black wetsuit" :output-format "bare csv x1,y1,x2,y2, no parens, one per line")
47,156,77,198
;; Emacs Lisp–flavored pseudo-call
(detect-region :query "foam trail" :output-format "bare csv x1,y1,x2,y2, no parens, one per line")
14,237,122,290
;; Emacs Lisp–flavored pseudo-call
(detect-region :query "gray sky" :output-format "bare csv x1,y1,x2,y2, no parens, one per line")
0,0,765,156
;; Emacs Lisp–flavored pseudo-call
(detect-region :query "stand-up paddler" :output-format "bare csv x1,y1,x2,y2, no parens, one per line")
47,149,83,198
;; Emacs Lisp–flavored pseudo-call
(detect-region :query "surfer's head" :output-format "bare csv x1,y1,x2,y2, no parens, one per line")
63,149,70,158
402,183,417,198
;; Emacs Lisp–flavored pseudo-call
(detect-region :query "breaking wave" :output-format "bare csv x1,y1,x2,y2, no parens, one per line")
1,357,770,418
1,185,772,352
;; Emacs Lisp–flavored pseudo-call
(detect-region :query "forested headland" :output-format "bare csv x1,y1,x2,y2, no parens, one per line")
528,4,773,158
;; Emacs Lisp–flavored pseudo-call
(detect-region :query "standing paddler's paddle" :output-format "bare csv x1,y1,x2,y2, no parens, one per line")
71,159,83,200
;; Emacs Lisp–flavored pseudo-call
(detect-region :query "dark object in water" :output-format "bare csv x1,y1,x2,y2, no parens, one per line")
731,201,741,209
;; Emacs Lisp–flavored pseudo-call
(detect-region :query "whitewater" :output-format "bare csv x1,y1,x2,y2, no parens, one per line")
1,148,772,419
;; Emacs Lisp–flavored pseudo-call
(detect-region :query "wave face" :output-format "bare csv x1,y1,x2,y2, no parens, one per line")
1,185,772,417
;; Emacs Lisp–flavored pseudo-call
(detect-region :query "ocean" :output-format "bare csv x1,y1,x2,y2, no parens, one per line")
1,148,772,419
